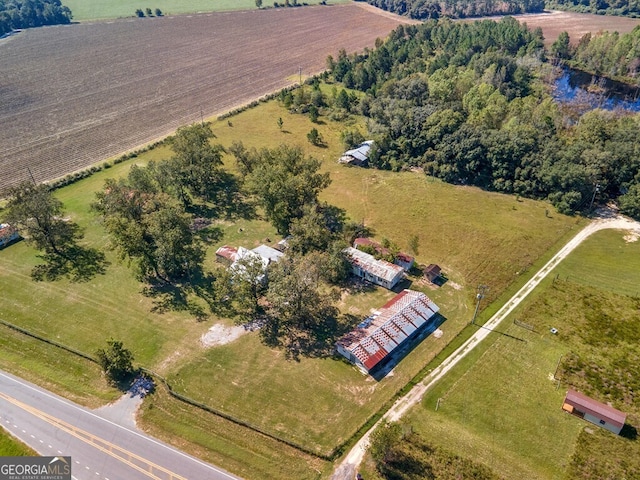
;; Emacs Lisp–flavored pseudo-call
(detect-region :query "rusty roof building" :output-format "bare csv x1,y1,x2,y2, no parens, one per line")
344,247,405,290
336,290,440,373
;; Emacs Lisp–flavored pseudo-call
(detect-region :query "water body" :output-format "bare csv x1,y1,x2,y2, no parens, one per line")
553,68,640,112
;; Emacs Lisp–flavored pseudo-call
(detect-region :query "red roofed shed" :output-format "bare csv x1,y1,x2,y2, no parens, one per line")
562,389,626,435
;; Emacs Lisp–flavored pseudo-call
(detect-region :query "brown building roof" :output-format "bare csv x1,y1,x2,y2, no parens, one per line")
564,389,626,428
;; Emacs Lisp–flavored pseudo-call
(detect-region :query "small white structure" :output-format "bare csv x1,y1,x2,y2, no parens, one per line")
228,244,284,284
336,290,440,372
344,247,404,290
339,140,374,166
0,223,19,248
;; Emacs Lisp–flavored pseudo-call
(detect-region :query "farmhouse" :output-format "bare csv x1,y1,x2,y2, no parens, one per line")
225,244,284,284
338,140,374,166
0,223,19,248
336,289,440,373
344,247,405,290
353,237,414,271
562,389,627,435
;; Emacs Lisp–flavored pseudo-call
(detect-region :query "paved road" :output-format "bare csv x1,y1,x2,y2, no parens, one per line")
332,213,640,480
0,370,240,480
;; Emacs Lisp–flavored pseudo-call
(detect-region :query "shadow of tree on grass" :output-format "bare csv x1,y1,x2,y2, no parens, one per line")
31,246,109,282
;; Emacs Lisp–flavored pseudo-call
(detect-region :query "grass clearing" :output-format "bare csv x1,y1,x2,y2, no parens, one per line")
64,0,349,21
359,229,640,480
0,429,36,456
0,93,583,478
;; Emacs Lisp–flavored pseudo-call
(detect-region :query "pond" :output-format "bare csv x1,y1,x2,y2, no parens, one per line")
553,68,640,112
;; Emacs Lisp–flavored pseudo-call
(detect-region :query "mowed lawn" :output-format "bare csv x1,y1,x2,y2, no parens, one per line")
0,95,582,477
64,0,349,21
389,228,640,480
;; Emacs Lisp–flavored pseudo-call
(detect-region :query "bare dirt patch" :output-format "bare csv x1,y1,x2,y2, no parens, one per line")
200,323,247,347
0,5,408,190
623,230,640,243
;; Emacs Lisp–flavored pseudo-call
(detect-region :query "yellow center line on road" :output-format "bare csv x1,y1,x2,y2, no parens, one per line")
0,392,187,480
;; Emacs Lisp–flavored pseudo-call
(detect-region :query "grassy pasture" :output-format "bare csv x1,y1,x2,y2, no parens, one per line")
362,229,640,480
64,0,348,21
0,96,582,478
0,429,35,456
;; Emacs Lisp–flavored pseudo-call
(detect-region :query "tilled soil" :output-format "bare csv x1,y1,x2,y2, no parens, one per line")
0,4,407,190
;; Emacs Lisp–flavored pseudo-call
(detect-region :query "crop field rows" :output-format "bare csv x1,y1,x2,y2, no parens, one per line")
0,4,408,191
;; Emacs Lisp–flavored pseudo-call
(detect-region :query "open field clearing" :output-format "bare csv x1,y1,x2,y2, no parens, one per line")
506,10,640,44
364,228,640,480
64,0,348,21
0,3,409,191
0,95,582,477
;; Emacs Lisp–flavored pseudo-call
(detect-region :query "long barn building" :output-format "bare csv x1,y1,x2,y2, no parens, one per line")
336,290,440,373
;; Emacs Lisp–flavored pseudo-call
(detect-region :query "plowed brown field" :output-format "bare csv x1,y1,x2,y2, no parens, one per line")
483,10,640,45
0,4,409,190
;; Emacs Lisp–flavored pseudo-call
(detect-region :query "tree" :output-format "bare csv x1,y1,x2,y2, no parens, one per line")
96,339,134,386
228,253,268,318
255,0,263,7
93,177,204,283
277,117,284,130
308,104,319,123
619,184,640,220
135,8,144,17
243,144,331,234
145,7,153,16
369,422,403,465
263,255,340,356
551,31,571,60
340,128,365,150
155,8,163,16
4,182,83,259
163,123,225,206
307,127,324,146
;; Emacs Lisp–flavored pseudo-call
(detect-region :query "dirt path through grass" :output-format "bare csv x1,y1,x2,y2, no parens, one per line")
331,210,640,480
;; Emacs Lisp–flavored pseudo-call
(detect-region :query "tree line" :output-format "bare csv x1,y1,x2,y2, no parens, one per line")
552,26,640,82
546,0,640,17
326,18,640,218
0,0,72,35
353,0,544,19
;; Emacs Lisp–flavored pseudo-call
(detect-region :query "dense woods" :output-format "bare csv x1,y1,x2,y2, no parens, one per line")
0,0,72,35
354,0,544,19
562,26,640,80
327,19,640,217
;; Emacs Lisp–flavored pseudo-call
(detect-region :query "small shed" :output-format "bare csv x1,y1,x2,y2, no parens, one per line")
338,140,374,167
0,223,20,249
562,389,626,435
424,264,442,282
215,245,238,266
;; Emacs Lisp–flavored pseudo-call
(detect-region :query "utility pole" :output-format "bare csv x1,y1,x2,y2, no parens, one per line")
589,183,600,211
471,284,489,325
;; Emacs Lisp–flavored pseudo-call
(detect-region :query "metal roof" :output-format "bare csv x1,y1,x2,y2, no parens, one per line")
565,389,627,427
215,245,238,261
337,290,439,372
344,247,404,283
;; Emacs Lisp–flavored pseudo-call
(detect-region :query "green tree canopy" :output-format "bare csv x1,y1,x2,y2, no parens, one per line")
4,182,82,258
236,144,331,234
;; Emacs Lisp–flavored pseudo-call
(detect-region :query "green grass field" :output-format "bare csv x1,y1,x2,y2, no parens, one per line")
0,92,584,478
63,0,348,22
358,229,640,480
0,429,35,456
